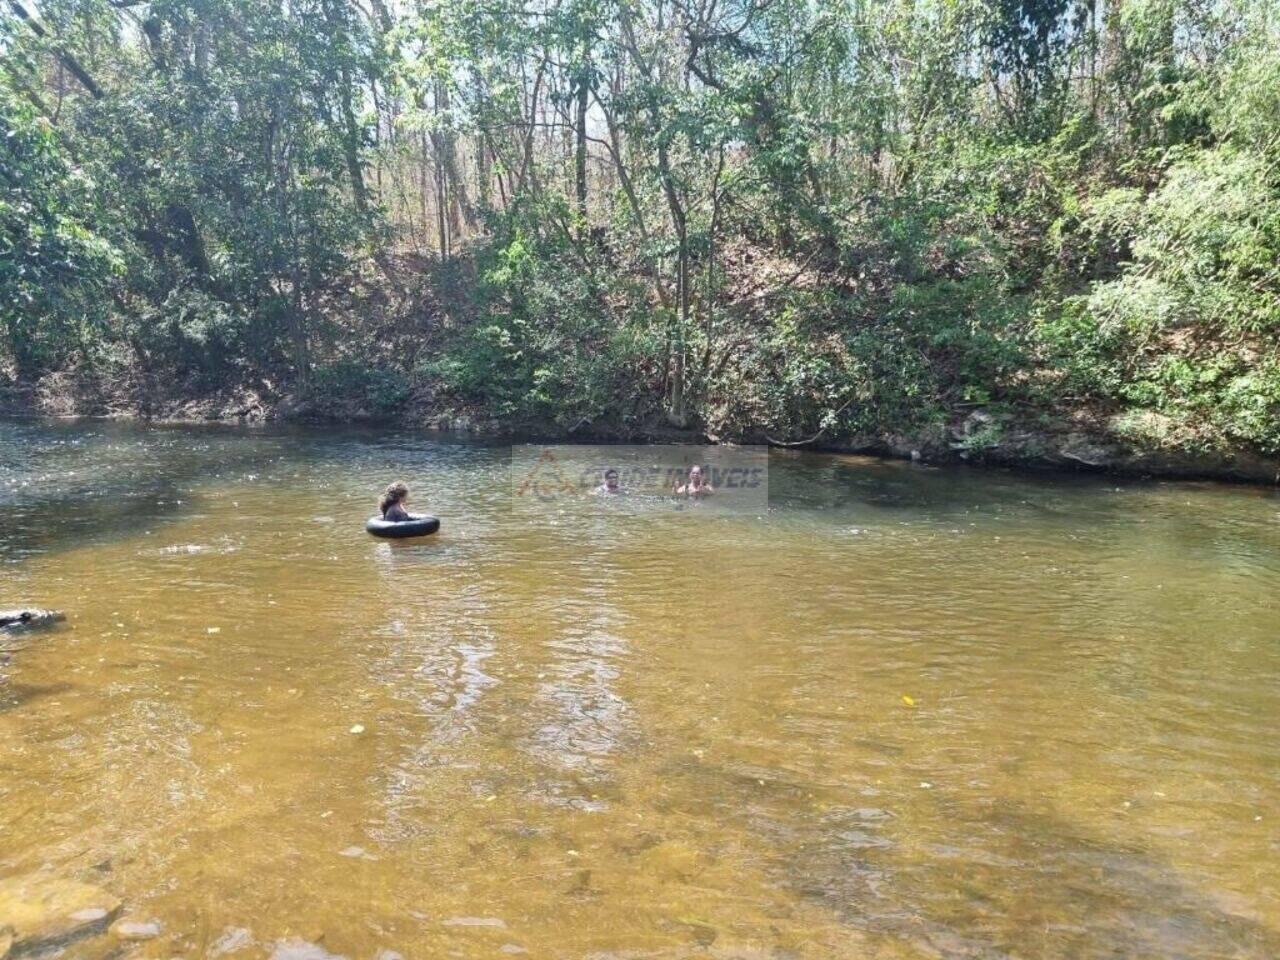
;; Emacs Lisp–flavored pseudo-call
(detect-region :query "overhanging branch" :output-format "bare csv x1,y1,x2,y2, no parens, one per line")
7,0,104,99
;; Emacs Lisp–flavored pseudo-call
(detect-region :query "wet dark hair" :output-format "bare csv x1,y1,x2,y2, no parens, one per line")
380,481,409,515
605,468,619,479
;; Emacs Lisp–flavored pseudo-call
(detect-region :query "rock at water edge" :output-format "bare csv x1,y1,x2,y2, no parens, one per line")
111,918,163,941
0,876,120,955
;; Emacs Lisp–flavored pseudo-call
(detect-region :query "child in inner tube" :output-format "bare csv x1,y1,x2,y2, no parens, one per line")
379,481,413,521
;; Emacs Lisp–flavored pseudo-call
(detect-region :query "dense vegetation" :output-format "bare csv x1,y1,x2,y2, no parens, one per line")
3,0,1279,457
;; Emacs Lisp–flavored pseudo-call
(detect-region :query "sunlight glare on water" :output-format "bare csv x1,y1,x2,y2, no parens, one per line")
1,419,1277,958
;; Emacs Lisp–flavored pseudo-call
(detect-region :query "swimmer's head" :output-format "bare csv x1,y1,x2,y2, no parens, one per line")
380,480,409,513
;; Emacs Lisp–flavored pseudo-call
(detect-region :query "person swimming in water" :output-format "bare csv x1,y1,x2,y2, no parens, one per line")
379,481,413,521
674,464,714,496
595,467,623,494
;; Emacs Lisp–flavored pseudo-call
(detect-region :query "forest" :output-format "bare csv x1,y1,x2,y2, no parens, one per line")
2,0,1279,460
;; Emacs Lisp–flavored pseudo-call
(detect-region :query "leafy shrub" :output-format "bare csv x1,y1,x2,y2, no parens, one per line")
0,91,122,378
425,209,662,428
1086,149,1280,336
310,361,412,416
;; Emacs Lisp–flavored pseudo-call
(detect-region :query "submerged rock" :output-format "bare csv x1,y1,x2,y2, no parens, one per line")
269,939,347,960
67,908,110,923
0,875,120,955
111,918,162,940
636,839,705,882
209,926,254,956
0,609,65,632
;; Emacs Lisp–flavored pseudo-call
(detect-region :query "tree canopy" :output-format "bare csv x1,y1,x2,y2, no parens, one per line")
3,0,1279,453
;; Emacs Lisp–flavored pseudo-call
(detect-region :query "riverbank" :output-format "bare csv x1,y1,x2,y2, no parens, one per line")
4,372,1278,485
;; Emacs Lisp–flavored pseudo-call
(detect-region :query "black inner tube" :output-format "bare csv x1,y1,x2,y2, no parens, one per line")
365,514,440,539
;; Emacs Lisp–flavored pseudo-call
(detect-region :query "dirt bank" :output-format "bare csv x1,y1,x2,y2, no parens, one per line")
4,375,1278,486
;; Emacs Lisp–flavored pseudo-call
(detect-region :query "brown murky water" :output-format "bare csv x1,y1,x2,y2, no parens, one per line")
1,419,1277,959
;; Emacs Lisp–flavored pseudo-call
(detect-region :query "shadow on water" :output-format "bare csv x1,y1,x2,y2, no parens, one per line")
0,680,74,713
794,796,1280,959
767,450,1126,519
0,480,190,562
1,618,70,708
0,418,293,562
648,749,1280,959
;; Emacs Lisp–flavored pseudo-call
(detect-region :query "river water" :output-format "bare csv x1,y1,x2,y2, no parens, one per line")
1,419,1277,959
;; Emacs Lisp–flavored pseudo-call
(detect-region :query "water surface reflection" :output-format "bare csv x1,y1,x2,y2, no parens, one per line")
0,420,1276,959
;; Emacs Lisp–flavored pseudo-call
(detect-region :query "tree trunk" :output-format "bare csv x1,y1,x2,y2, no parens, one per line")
4,314,38,382
574,54,589,230
662,143,689,429
669,238,688,428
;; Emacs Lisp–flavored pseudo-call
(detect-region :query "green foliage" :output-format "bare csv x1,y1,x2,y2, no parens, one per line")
425,205,659,428
1089,149,1280,336
1036,145,1280,451
0,88,121,377
311,361,412,416
2,0,377,383
2,0,1280,462
1214,42,1280,159
713,253,1024,442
